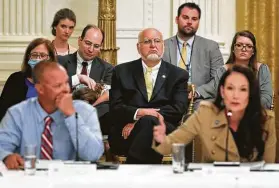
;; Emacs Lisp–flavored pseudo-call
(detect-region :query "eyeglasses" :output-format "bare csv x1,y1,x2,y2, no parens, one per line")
139,38,163,45
234,43,254,51
29,52,50,60
83,40,101,50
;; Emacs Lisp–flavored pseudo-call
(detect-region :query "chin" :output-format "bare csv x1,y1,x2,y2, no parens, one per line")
230,107,246,113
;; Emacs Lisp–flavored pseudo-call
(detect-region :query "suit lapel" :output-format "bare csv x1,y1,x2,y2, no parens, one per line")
89,58,102,81
170,36,177,65
150,61,168,101
133,59,148,100
190,36,199,83
67,52,78,76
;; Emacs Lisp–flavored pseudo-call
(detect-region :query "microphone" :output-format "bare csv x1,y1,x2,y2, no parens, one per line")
75,112,80,161
214,109,240,166
225,110,232,162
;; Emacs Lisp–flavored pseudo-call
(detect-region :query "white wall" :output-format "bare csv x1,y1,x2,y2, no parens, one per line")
0,0,98,90
0,0,236,91
116,0,236,63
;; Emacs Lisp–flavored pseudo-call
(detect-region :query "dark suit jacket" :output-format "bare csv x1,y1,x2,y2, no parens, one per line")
57,52,114,86
58,52,114,118
109,59,189,131
0,71,28,121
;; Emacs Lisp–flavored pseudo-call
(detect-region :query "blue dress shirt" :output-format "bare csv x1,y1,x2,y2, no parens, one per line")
0,98,104,161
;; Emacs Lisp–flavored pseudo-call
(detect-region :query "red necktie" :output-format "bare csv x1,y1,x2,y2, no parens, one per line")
40,116,53,160
81,62,88,75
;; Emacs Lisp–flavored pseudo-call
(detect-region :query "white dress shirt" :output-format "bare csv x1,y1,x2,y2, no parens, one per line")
133,61,161,120
72,51,93,87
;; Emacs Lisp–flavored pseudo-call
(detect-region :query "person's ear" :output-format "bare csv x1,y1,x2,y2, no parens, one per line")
175,16,179,24
78,36,82,47
35,84,43,94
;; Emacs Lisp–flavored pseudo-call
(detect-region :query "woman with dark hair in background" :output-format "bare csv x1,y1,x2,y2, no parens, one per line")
0,38,57,121
206,30,272,109
153,65,276,163
51,8,77,55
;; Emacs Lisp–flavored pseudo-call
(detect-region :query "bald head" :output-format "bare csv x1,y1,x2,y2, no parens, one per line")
138,28,163,42
33,60,66,83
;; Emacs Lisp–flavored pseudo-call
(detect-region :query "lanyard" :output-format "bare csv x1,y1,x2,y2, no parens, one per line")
176,35,195,71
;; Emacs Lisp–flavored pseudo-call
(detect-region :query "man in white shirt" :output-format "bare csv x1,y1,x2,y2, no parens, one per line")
58,24,113,135
109,28,188,164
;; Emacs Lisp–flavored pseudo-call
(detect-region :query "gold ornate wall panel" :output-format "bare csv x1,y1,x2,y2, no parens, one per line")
98,0,118,66
236,0,279,160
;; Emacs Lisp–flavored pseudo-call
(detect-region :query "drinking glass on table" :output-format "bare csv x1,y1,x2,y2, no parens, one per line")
172,143,185,173
24,145,37,175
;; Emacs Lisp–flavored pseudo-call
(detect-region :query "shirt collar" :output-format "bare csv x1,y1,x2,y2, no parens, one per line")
176,35,195,48
34,98,64,126
141,60,161,73
77,51,93,65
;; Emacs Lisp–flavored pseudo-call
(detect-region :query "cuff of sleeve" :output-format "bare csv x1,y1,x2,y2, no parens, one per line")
72,75,80,87
151,137,172,156
133,109,139,120
195,90,204,99
0,150,13,161
101,85,111,95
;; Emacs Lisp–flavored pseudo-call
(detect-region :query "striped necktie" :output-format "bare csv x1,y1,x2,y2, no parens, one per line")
40,116,53,160
179,42,187,70
144,67,153,101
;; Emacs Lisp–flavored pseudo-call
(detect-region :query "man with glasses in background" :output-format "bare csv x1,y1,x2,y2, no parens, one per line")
109,28,188,164
58,24,113,135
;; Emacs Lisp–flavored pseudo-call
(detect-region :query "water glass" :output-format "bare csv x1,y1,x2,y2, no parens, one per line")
172,143,185,173
24,145,37,175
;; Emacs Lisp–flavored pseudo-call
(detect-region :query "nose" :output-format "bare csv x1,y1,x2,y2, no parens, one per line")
187,19,192,24
241,46,248,52
88,45,94,52
62,83,70,93
149,40,156,48
232,90,239,99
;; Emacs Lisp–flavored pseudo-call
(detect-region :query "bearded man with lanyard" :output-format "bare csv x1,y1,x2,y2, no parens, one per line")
163,2,223,108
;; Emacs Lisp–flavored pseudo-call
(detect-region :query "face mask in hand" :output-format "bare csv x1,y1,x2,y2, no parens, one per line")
28,59,41,69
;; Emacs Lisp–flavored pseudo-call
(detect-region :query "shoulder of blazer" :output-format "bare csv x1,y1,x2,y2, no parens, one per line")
117,59,141,68
3,71,28,97
198,101,219,114
265,109,275,119
57,52,76,65
95,57,114,68
195,35,219,47
162,60,188,76
164,36,176,45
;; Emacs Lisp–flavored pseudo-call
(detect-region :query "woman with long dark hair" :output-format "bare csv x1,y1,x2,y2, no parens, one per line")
206,30,272,109
153,65,276,162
